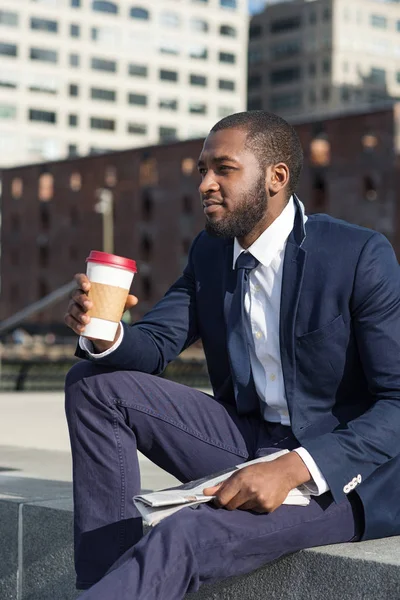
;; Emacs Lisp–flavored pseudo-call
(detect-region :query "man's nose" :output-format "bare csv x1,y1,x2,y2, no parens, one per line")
199,171,219,195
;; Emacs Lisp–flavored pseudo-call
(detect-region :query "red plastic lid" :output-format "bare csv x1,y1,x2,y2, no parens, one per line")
86,250,137,273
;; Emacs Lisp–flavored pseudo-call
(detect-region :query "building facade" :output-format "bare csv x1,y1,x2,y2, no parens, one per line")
1,104,399,330
0,0,247,167
248,0,400,119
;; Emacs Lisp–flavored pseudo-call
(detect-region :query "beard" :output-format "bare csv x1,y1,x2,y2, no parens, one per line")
205,175,268,239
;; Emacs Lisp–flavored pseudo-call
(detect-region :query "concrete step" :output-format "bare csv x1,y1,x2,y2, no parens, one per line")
1,476,400,600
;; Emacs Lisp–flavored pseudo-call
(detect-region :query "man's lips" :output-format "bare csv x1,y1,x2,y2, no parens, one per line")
202,199,223,208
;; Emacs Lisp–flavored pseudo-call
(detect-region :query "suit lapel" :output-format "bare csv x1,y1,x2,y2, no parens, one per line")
223,240,236,327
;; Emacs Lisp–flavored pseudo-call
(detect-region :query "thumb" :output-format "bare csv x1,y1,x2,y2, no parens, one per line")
203,482,223,496
125,294,138,311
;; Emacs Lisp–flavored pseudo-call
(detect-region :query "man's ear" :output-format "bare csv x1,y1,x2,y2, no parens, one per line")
266,163,290,195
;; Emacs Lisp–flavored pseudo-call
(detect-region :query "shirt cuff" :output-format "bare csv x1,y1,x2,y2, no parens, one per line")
78,324,124,358
293,447,329,496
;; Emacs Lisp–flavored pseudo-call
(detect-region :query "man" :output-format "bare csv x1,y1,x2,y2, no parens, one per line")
65,111,400,600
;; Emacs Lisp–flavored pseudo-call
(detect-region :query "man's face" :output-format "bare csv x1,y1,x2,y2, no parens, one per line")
197,128,268,239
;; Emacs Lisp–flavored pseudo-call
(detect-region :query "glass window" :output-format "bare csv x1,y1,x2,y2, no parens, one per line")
322,86,330,102
189,102,207,114
322,58,331,74
190,74,207,86
30,48,58,62
220,24,237,37
397,20,400,32
128,63,148,77
128,123,147,135
91,87,116,101
249,49,262,65
128,93,147,105
249,24,262,39
323,7,331,21
70,24,80,37
190,18,208,32
271,39,301,60
341,86,350,102
0,104,16,120
91,26,120,47
309,61,316,76
69,83,79,96
69,114,78,126
397,72,400,84
270,92,302,111
190,46,208,59
90,117,115,131
219,52,236,64
0,43,17,57
220,0,237,9
270,66,301,85
91,57,117,72
219,78,235,91
71,0,81,6
270,16,301,34
309,11,317,25
70,53,80,67
130,7,150,20
248,97,262,110
160,12,180,28
92,1,118,14
31,17,58,32
159,126,178,142
370,14,387,29
159,98,178,110
192,0,208,3
29,109,57,123
0,71,18,89
159,69,178,82
28,75,59,94
0,10,19,27
159,41,180,55
370,67,386,85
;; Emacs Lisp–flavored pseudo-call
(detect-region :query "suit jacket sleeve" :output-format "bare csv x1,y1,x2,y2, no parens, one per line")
75,232,202,373
301,232,400,502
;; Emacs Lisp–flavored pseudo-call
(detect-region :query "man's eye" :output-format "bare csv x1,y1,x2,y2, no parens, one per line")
198,168,207,175
218,166,231,172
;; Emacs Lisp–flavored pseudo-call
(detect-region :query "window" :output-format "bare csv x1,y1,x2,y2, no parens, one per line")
0,10,19,27
69,53,80,67
220,0,237,8
30,48,58,63
161,12,180,28
219,52,236,64
190,74,207,86
341,86,350,102
91,87,116,101
130,7,150,20
397,72,400,84
70,24,80,37
0,71,17,89
0,104,16,120
28,75,59,94
91,57,117,72
248,97,262,110
309,89,317,104
128,123,147,135
248,74,261,90
249,24,262,39
90,117,115,131
128,93,147,105
29,109,57,124
270,16,301,34
69,114,78,126
370,14,387,29
31,18,58,33
159,98,178,110
219,79,235,91
270,66,301,85
140,235,153,261
370,67,386,85
69,83,79,97
92,1,118,14
189,102,207,114
190,46,208,59
270,92,302,111
220,24,237,37
68,144,78,156
128,63,148,77
271,40,301,60
71,0,81,6
191,18,208,32
159,42,180,55
0,43,17,57
322,86,330,102
322,58,331,74
323,7,331,21
160,69,178,82
159,126,178,142
249,49,262,65
309,11,317,25
397,20,400,32
309,62,316,77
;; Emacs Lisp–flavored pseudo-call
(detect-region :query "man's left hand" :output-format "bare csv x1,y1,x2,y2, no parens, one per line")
203,452,311,513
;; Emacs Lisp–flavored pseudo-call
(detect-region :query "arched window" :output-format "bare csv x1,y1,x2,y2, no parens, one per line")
220,24,237,37
310,133,331,167
92,1,118,14
130,7,150,20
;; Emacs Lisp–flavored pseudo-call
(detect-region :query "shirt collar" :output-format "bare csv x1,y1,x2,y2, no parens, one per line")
233,196,307,269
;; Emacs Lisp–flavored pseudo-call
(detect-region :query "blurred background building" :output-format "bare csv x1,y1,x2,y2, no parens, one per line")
0,0,248,167
248,0,400,119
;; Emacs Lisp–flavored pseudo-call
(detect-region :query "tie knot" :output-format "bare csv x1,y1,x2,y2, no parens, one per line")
236,252,259,272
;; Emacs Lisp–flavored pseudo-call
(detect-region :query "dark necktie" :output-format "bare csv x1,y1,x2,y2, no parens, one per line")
227,251,260,415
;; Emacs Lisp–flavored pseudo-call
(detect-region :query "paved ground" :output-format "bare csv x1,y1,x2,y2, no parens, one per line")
0,391,180,490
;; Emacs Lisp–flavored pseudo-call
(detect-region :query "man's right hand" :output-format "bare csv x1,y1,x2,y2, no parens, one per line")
64,273,138,353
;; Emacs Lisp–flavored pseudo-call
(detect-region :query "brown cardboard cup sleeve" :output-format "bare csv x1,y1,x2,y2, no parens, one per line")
87,282,129,323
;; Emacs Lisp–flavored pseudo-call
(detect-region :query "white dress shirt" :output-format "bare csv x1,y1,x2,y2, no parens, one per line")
80,197,328,495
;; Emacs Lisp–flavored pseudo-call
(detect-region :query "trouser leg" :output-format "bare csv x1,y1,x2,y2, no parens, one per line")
65,361,259,588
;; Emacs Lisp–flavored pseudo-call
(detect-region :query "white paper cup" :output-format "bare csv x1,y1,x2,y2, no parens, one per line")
82,251,137,342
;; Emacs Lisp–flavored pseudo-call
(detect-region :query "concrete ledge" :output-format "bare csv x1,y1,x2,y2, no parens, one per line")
1,476,399,600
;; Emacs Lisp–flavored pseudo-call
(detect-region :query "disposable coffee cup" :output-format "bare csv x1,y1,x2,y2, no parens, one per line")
82,250,137,342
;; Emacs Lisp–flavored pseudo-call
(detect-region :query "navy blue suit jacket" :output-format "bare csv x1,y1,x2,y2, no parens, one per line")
77,196,400,541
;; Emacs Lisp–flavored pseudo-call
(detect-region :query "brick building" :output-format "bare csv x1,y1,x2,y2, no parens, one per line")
1,103,399,331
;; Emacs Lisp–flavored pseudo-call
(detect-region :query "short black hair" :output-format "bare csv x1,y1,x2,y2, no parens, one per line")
211,110,303,198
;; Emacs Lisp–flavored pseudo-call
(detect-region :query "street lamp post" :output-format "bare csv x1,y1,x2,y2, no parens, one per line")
95,188,114,254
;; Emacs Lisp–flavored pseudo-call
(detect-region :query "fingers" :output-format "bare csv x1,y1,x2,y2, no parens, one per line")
64,273,93,335
125,294,139,311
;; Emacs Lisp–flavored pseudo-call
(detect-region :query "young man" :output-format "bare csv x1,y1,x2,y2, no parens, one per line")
65,111,400,600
